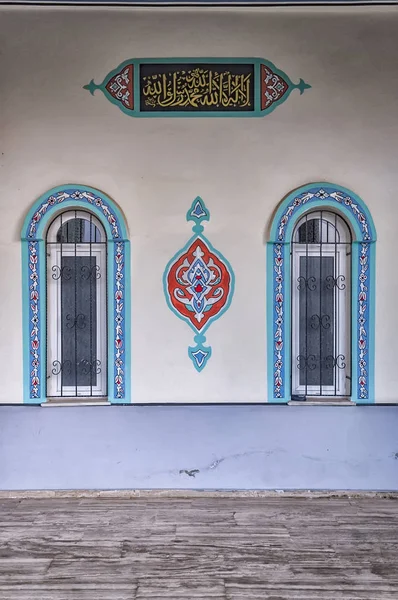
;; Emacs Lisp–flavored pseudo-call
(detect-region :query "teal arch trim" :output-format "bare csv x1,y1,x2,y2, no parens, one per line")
267,183,376,404
21,184,131,404
163,197,235,371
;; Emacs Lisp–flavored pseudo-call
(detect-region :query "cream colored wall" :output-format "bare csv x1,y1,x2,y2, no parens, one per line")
1,6,398,403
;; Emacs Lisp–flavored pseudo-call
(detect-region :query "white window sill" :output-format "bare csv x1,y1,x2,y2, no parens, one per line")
42,398,110,407
288,398,355,406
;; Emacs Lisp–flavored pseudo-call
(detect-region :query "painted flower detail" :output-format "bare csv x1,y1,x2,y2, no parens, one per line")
166,239,232,332
104,64,134,110
113,241,126,398
273,243,284,398
28,242,40,398
277,189,373,243
27,190,121,239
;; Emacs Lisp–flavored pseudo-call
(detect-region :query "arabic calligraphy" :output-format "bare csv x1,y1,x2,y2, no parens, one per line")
140,64,254,112
84,58,311,118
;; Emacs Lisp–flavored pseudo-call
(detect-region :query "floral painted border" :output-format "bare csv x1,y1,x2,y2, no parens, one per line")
277,189,373,243
23,188,127,401
358,242,370,399
273,244,284,397
114,242,125,397
28,242,40,398
27,190,121,240
271,186,375,401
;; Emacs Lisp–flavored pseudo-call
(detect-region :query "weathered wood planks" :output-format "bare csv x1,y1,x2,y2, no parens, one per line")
0,497,397,599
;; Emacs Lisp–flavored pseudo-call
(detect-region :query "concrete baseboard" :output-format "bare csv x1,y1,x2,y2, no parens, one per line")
0,489,397,499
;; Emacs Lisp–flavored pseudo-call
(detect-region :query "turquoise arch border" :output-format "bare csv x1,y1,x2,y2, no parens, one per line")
21,184,131,404
85,57,310,119
266,182,376,404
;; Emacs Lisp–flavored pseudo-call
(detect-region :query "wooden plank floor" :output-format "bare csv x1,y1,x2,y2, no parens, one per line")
0,496,397,599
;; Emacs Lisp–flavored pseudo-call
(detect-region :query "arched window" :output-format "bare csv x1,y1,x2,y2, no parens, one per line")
21,185,130,404
291,210,352,398
46,210,107,398
267,183,376,404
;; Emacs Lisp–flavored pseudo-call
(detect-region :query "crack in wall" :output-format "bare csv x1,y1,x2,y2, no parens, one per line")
179,449,280,478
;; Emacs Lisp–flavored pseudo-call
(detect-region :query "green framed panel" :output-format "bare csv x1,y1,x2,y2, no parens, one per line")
84,57,310,118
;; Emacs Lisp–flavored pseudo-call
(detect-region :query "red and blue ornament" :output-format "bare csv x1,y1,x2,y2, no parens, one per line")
164,198,235,371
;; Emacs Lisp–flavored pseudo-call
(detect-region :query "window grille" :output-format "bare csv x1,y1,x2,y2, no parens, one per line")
46,210,108,398
291,211,352,397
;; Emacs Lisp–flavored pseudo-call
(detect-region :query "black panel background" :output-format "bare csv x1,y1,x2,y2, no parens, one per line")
140,63,255,112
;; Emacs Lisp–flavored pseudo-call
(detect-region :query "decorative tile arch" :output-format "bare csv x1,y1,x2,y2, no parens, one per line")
267,183,376,404
21,185,131,404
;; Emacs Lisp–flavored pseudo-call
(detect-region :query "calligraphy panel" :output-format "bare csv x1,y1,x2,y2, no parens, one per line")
140,63,254,112
84,58,310,118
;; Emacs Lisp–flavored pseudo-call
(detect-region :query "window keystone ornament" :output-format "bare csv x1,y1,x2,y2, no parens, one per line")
163,198,235,371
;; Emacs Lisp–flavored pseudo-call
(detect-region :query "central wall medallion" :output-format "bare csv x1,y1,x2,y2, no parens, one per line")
163,198,235,371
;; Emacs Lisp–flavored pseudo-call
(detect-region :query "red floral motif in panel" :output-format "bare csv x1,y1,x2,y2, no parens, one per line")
106,64,134,110
166,238,232,331
261,64,289,111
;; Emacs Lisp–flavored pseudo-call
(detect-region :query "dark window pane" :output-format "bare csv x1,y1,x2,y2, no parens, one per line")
56,218,101,243
61,256,97,388
298,219,320,244
298,256,334,387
